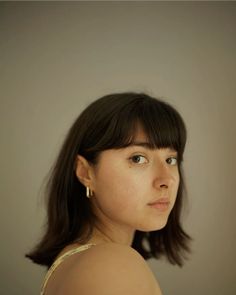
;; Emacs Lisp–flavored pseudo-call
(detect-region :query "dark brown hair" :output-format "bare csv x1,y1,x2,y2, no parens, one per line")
25,92,192,269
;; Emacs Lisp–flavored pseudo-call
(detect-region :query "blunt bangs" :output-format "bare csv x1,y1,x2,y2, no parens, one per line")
136,98,187,159
83,94,186,163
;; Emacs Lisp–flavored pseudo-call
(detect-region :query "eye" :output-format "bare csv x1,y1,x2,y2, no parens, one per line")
130,155,148,164
166,156,178,165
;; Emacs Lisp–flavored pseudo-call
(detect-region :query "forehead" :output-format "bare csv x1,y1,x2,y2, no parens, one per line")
132,124,148,141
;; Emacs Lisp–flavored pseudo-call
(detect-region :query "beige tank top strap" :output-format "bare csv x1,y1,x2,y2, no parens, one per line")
40,243,96,295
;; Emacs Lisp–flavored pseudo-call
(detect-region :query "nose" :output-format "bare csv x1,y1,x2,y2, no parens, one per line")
153,163,174,190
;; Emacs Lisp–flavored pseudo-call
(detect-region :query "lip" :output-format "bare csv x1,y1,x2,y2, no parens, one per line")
148,197,170,205
148,198,170,212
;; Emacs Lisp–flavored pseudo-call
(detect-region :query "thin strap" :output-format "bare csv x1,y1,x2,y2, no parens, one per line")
40,243,96,295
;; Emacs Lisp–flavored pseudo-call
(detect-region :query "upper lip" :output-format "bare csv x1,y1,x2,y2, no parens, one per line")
148,197,170,205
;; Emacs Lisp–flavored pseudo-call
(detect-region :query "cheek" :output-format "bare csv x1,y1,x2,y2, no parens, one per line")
175,173,180,190
94,165,143,212
173,173,180,199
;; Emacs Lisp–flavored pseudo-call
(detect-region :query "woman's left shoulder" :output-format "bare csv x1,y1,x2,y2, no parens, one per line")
57,242,163,295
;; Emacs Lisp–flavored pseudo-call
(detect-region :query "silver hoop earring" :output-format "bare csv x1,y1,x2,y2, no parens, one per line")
86,187,93,198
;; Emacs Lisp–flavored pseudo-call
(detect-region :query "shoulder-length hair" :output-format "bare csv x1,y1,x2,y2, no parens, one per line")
25,92,192,269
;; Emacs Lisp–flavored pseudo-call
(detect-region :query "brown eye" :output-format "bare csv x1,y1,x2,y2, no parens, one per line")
166,157,178,165
130,155,148,164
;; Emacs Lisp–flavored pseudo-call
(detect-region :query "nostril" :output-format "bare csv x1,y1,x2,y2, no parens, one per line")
160,184,168,188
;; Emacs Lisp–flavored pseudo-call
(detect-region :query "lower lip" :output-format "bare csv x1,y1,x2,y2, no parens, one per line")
149,202,170,212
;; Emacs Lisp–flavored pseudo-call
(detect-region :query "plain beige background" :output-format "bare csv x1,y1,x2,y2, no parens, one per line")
1,1,236,294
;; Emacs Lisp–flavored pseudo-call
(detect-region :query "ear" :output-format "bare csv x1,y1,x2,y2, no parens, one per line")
75,155,94,188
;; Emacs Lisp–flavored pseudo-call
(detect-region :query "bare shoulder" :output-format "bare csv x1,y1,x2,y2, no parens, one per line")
58,243,162,295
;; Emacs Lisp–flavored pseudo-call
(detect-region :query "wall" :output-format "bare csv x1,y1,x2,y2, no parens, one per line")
1,2,236,294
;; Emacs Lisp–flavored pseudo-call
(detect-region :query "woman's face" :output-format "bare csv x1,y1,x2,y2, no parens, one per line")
89,127,180,237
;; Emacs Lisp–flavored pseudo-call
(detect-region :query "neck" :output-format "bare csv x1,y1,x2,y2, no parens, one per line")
87,224,135,247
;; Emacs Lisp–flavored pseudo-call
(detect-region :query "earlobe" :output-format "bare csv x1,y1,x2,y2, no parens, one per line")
75,155,93,187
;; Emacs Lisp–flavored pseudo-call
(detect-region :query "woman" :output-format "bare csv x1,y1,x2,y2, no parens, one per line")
26,92,192,295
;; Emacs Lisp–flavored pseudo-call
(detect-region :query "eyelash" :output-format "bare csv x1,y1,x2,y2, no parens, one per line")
129,155,148,164
166,156,178,165
129,155,178,165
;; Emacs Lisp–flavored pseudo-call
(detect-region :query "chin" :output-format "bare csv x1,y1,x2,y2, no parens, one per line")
152,221,168,231
138,219,168,232
152,214,170,229
156,221,168,230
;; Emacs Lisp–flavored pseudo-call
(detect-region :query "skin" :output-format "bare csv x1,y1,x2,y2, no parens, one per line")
75,126,180,247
